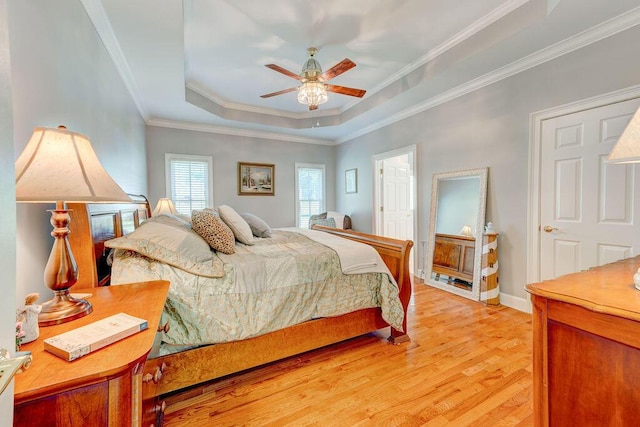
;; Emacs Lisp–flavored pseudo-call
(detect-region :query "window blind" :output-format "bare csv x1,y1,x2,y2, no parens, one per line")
169,158,210,214
296,165,324,228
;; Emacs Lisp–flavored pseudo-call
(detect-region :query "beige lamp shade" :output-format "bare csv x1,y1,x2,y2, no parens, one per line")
460,225,474,237
607,107,640,291
15,126,131,203
152,198,178,216
607,107,640,163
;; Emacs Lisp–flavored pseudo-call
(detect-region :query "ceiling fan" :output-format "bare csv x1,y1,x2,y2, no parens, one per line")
260,47,366,111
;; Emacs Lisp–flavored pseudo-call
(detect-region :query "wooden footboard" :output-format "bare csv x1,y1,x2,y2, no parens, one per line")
311,225,413,342
67,202,412,422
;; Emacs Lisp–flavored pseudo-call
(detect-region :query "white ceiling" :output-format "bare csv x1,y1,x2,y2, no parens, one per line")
84,0,640,144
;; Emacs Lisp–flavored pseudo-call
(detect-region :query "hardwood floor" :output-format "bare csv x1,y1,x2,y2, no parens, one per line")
163,280,533,426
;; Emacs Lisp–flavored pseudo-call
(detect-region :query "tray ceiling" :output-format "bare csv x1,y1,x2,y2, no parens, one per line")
84,0,640,144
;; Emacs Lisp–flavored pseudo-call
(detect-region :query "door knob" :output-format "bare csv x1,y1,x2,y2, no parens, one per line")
543,225,558,233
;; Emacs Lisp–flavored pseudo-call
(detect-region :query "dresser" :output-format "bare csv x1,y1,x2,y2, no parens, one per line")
14,280,169,427
526,257,640,426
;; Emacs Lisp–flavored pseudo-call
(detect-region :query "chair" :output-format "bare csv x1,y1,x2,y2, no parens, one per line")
309,211,352,229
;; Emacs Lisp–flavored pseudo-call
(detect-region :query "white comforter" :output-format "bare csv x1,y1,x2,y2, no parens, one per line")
281,227,396,279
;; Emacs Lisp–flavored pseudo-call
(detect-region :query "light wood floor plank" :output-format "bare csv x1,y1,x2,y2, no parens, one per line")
163,280,533,426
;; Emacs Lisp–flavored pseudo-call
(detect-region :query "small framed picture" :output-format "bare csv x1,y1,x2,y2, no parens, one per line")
345,168,357,194
238,162,275,195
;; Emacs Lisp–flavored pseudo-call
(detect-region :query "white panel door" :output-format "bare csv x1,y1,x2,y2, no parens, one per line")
540,98,640,280
382,156,413,241
373,146,416,276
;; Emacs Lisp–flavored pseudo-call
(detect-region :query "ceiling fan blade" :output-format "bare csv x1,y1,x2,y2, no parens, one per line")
265,64,302,81
321,58,356,81
326,84,366,98
260,87,298,98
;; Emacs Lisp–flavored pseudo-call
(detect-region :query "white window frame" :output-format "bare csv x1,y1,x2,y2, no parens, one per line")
164,153,214,214
294,163,326,228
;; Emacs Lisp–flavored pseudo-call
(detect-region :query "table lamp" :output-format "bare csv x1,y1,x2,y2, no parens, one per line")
152,198,177,216
607,106,640,289
15,126,131,326
460,225,474,237
607,106,640,163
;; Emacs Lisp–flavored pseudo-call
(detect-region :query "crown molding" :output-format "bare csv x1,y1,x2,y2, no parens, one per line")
146,118,335,145
337,5,640,144
186,83,340,119
80,0,148,121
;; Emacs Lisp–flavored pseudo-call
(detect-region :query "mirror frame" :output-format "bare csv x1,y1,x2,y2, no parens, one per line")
424,167,488,300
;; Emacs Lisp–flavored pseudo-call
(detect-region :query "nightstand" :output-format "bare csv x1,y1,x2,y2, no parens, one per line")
14,280,169,427
527,257,640,425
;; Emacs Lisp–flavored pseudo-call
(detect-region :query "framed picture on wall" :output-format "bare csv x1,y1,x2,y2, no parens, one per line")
345,168,357,194
238,162,275,195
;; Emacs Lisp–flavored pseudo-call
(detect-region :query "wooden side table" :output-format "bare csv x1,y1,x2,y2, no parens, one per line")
526,257,640,426
14,280,169,427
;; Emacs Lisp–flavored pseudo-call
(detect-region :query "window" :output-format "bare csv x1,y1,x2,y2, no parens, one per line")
295,163,325,228
165,153,213,215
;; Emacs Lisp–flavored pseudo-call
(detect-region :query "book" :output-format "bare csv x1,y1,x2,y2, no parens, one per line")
44,312,148,361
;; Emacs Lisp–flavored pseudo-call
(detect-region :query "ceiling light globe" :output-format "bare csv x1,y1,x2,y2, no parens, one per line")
297,82,328,107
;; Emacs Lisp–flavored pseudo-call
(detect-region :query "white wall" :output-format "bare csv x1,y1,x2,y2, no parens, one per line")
145,126,336,228
336,24,640,303
9,0,147,304
0,0,16,421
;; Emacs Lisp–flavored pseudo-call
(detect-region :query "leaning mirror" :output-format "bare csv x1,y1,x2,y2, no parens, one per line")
424,167,488,300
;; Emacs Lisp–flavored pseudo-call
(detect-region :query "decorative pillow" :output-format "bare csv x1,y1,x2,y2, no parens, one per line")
309,217,336,229
240,213,272,238
105,216,224,278
218,205,254,245
191,209,236,254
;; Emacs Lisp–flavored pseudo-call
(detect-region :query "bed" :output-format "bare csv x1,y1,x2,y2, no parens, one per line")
67,196,413,423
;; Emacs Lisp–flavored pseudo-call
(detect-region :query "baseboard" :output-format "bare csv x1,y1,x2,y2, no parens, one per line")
499,292,532,313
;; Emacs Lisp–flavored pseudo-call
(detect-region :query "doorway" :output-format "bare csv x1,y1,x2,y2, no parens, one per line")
373,146,417,274
529,86,640,283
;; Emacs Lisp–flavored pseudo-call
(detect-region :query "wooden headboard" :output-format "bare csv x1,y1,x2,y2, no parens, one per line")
68,194,150,289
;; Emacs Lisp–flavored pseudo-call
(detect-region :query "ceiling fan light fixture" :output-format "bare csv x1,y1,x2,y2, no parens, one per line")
297,81,328,107
262,47,364,110
300,47,323,80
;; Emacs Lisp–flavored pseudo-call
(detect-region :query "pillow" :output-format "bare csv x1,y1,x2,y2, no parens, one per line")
309,217,336,229
218,205,254,245
240,213,272,238
175,213,193,226
151,213,192,229
191,209,236,254
105,216,225,278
